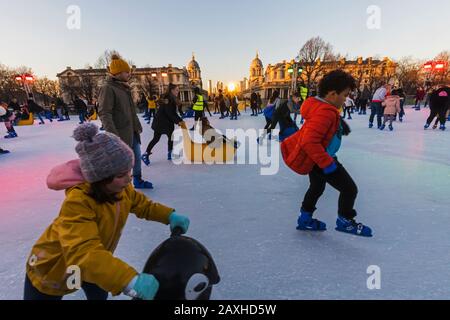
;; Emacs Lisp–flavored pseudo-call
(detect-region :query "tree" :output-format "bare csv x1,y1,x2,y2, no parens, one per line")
33,77,60,105
94,50,135,70
59,73,101,103
359,58,397,94
0,64,30,102
78,73,100,103
297,36,339,90
59,74,81,102
139,75,159,98
396,57,421,95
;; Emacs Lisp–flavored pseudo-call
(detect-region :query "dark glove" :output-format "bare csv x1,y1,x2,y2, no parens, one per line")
341,119,351,136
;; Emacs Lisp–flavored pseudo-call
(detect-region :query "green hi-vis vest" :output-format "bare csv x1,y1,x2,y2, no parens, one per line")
300,87,308,101
193,94,204,111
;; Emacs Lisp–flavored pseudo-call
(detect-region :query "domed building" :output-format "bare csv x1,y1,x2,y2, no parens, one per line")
242,53,397,103
57,54,204,107
249,52,264,87
187,53,203,88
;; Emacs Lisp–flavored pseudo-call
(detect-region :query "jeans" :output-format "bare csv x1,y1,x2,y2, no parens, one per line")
132,134,142,178
79,111,87,123
23,275,108,300
369,102,384,128
302,160,358,219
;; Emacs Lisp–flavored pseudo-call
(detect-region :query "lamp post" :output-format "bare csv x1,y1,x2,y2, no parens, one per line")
423,60,448,85
289,55,302,95
15,74,35,100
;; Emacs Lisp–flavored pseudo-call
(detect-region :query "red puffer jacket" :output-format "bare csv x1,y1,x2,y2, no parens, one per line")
281,97,341,175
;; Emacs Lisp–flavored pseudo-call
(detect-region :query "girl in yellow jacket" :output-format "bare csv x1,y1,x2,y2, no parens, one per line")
24,123,190,300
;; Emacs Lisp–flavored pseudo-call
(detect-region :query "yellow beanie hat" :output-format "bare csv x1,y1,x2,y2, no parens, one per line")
109,54,131,75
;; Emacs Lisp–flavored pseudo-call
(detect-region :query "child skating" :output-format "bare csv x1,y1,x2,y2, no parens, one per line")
380,94,401,131
281,70,372,237
24,123,190,300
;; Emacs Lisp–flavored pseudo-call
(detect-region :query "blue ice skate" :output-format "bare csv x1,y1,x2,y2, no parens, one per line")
133,177,154,189
335,216,372,237
297,210,327,232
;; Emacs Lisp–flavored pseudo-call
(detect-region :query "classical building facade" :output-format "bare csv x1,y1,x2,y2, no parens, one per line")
57,56,203,105
242,53,397,100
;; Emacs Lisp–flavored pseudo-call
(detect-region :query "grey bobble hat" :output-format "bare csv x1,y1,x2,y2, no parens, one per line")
73,123,134,183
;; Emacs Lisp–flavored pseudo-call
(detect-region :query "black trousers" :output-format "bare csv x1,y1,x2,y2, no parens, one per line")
359,99,368,113
343,107,352,118
146,130,174,154
264,117,272,135
23,275,108,300
426,106,448,126
220,107,227,117
230,107,238,119
302,160,358,219
194,110,203,122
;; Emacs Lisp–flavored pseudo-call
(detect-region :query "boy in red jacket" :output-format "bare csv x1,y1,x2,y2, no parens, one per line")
282,70,372,237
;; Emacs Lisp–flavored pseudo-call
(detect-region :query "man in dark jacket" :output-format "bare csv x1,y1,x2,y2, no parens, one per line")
358,85,371,115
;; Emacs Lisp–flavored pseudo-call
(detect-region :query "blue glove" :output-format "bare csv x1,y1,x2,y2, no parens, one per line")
127,274,159,300
323,162,338,175
169,212,190,234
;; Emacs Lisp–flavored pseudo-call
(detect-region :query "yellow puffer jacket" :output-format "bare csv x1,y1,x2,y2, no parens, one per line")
26,183,174,297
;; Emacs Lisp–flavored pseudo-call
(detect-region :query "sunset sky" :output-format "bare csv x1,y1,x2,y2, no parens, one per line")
1,0,448,84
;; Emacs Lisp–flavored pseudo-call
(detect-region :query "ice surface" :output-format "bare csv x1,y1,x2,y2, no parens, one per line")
0,106,449,300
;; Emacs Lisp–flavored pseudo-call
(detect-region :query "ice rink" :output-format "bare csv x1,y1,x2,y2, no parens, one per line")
1,106,449,300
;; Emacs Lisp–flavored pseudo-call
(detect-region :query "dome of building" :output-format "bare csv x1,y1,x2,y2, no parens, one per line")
251,53,263,69
188,54,200,70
